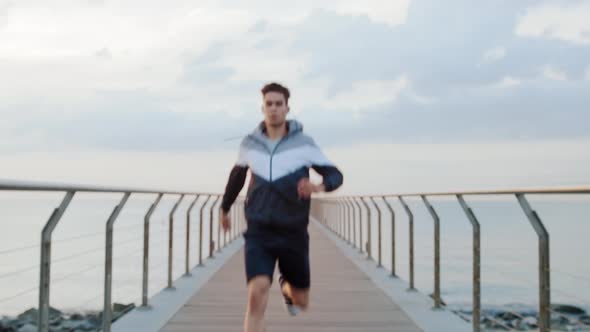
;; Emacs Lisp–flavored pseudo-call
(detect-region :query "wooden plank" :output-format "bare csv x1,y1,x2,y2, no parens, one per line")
161,223,422,332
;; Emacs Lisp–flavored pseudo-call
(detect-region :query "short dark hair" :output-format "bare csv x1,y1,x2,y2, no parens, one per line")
261,82,290,105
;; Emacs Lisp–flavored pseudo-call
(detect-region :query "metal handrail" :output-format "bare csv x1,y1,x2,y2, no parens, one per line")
312,186,590,332
0,179,244,332
349,186,590,197
0,179,219,195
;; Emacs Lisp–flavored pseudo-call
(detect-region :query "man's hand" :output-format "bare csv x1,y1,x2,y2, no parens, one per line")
297,178,325,199
220,209,231,232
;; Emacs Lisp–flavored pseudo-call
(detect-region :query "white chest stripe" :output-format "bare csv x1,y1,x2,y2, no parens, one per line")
243,144,334,182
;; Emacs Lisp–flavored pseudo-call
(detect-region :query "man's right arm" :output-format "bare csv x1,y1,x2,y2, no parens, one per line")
220,165,248,214
221,139,249,214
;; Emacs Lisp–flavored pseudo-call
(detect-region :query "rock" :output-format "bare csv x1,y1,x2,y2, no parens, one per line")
113,303,135,314
16,307,61,323
78,320,98,331
0,318,16,332
68,313,84,321
550,313,570,328
15,309,36,323
2,320,20,331
112,303,135,322
495,311,520,321
85,314,101,326
579,315,590,325
59,318,99,331
16,324,35,332
516,316,538,330
551,304,586,316
48,307,62,319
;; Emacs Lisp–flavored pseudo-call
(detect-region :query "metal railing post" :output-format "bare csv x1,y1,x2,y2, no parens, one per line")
141,193,163,309
217,203,223,254
421,195,442,309
233,203,238,241
198,195,211,267
399,197,415,291
457,195,481,332
353,197,364,253
382,197,397,277
343,198,350,244
38,191,75,332
167,195,185,290
209,196,221,259
346,199,351,243
516,194,550,332
240,200,246,234
370,197,383,267
102,193,131,332
360,197,372,260
346,198,356,248
339,199,345,239
185,195,200,277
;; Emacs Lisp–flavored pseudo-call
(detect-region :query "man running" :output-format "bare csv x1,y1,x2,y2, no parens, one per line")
220,82,343,332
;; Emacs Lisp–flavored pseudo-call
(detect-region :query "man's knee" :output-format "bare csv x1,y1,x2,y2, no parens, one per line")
291,288,310,310
247,276,271,312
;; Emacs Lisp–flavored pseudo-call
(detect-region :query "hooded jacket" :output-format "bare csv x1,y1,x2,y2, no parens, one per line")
221,120,343,232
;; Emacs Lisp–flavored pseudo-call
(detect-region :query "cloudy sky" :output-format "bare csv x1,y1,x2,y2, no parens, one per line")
1,0,589,194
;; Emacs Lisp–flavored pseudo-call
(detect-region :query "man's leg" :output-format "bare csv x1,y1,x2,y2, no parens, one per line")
244,275,271,332
280,280,310,310
243,235,276,331
277,235,311,312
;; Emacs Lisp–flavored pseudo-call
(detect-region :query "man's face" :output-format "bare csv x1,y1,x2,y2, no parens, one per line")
262,91,289,128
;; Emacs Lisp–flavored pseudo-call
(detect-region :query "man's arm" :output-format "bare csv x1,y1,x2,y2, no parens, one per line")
221,165,248,214
297,138,343,198
310,165,343,192
221,139,249,214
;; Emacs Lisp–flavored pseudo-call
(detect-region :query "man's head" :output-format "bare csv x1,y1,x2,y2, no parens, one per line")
261,82,290,129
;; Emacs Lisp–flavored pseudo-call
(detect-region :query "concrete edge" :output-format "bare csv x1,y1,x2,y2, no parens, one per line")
313,219,472,332
112,237,244,332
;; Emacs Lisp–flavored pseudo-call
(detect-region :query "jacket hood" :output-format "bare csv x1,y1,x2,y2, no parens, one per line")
250,119,303,141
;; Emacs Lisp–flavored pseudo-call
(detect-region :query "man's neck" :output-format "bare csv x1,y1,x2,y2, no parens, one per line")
265,122,288,140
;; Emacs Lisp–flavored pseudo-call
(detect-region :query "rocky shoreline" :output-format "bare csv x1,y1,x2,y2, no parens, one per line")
3,302,590,331
450,303,590,331
0,303,134,332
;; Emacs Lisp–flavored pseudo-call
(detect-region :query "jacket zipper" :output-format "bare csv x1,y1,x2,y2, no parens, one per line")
269,137,285,182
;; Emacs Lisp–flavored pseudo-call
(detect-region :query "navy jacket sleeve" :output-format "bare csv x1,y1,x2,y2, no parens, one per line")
312,165,343,192
221,165,248,213
221,140,249,213
308,138,343,192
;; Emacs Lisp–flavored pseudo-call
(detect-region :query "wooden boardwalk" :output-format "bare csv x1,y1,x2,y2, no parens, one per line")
160,223,423,332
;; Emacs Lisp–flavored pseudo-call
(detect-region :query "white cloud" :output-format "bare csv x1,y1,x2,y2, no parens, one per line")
495,76,522,88
334,0,409,26
516,2,590,45
322,78,408,111
0,2,258,107
543,65,568,81
204,0,409,26
483,47,506,62
0,0,409,111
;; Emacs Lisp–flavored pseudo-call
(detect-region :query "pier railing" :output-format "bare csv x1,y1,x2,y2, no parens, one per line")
311,187,590,332
0,179,245,332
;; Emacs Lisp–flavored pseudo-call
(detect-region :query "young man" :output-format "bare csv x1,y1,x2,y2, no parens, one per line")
220,82,343,332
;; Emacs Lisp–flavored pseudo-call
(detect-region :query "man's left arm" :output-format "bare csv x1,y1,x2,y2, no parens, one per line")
310,164,343,193
297,139,343,198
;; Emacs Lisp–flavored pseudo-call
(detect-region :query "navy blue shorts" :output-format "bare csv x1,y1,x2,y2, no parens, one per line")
243,228,310,289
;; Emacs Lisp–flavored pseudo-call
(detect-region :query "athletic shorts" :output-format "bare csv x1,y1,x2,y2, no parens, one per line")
243,228,310,289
